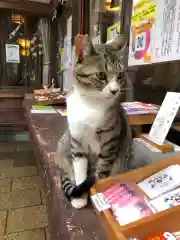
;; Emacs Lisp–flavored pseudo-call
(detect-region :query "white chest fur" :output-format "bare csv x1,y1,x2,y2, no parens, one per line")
67,90,104,142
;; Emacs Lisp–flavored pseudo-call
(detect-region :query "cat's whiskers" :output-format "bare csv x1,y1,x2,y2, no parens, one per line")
120,88,132,91
120,88,132,92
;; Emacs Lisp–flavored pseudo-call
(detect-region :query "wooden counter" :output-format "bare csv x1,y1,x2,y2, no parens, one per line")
23,98,158,239
23,99,107,240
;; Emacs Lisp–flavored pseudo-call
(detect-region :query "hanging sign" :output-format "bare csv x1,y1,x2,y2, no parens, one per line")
128,0,180,66
107,22,120,42
6,44,20,63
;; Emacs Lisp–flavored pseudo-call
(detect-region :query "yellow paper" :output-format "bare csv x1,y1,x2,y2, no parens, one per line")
60,48,64,70
132,3,156,24
107,23,120,41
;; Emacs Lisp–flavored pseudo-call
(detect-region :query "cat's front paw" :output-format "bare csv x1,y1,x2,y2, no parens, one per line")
71,194,88,209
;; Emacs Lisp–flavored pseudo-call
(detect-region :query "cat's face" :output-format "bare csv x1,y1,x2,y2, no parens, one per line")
74,35,126,103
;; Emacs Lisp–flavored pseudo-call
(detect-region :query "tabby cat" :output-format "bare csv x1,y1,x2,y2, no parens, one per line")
56,34,133,209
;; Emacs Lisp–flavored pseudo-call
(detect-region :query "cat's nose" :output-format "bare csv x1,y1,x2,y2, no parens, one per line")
110,89,119,95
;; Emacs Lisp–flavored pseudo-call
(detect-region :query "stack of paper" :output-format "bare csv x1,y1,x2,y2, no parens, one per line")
122,102,158,115
31,105,57,114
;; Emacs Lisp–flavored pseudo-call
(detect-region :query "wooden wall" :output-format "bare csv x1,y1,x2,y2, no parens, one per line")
0,90,27,132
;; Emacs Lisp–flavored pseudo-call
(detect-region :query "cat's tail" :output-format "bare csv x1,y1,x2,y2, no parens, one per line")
61,175,96,199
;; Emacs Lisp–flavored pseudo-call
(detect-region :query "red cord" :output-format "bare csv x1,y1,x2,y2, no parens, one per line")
80,0,84,34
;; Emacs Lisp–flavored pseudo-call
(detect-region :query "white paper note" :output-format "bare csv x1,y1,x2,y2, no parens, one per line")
149,92,180,145
6,44,20,63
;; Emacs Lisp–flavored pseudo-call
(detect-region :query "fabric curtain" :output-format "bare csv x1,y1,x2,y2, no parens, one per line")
38,18,50,86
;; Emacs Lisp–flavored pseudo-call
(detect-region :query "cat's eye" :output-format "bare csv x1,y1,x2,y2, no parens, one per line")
96,72,107,81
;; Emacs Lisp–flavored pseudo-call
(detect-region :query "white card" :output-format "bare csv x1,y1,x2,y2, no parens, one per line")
91,193,110,212
150,188,180,212
149,92,180,145
6,44,20,63
138,165,180,199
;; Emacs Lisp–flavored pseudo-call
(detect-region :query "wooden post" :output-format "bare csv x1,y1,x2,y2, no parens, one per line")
72,0,81,43
83,0,90,34
50,20,58,84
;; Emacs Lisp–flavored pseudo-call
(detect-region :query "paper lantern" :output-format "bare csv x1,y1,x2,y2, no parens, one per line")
12,13,24,24
18,39,31,49
21,49,30,56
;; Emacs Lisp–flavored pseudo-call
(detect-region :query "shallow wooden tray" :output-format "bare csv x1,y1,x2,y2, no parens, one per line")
33,89,66,105
90,156,180,240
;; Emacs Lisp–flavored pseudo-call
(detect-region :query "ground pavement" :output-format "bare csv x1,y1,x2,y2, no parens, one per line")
0,141,49,240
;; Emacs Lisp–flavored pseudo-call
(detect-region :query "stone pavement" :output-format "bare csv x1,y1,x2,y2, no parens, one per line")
0,141,49,240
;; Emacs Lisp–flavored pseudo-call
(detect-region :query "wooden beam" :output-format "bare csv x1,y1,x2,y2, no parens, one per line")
50,19,58,82
0,0,52,16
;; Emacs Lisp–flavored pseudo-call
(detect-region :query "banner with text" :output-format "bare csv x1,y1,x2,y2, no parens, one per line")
128,0,180,66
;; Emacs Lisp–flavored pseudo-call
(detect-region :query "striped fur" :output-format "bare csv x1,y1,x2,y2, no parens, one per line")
56,35,133,208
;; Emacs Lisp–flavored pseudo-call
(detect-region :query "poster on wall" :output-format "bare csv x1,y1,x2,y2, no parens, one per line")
128,0,180,66
5,44,20,63
107,22,120,42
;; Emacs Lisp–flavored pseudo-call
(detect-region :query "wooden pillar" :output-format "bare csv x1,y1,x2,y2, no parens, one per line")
72,0,81,43
50,20,58,84
121,0,133,38
83,0,90,34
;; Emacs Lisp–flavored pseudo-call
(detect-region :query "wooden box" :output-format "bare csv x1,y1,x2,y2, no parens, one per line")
90,156,180,240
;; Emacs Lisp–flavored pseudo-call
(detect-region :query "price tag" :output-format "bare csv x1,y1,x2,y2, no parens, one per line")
91,193,110,212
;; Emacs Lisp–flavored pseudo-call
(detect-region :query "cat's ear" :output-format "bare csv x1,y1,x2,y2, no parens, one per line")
107,34,127,51
75,34,96,62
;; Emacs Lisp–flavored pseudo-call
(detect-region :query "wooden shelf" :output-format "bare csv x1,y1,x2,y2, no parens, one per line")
128,113,156,126
0,93,23,98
